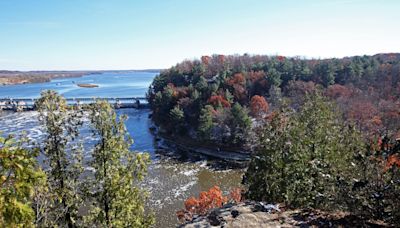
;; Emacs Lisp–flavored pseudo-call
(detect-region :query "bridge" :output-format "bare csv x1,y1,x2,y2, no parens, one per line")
0,97,148,112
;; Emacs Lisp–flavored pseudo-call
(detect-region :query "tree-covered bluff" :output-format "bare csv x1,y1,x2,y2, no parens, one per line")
148,53,400,149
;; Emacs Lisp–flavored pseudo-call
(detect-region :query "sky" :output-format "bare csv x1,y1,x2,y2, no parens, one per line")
0,0,399,71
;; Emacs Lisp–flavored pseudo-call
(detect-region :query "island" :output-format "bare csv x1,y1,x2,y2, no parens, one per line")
77,83,99,88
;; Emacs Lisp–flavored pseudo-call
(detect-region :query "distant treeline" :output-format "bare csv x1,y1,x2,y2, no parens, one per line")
0,71,96,85
0,69,162,85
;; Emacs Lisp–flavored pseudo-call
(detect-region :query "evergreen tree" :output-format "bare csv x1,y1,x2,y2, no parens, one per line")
84,100,154,227
244,94,363,209
35,90,84,227
198,105,214,140
230,103,251,145
170,105,185,134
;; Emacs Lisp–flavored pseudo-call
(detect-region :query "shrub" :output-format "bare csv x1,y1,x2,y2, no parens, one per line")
176,186,243,223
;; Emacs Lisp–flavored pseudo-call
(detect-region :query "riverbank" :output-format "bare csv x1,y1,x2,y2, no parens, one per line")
151,128,251,168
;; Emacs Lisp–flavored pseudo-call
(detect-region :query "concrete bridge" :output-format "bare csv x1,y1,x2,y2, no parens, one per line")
0,97,148,112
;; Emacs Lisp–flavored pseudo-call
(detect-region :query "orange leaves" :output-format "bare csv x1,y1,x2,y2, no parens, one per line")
250,95,269,118
185,186,227,215
385,154,400,171
229,188,242,203
184,197,199,212
177,186,243,223
227,73,246,86
208,95,231,108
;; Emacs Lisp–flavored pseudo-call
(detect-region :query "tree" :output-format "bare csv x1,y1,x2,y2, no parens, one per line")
85,100,154,227
316,62,336,87
250,95,269,118
266,67,282,88
244,94,364,209
230,103,251,145
198,105,214,140
35,90,83,227
170,105,186,134
0,134,45,227
208,95,231,108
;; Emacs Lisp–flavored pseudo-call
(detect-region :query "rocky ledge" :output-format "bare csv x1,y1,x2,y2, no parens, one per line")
179,201,391,228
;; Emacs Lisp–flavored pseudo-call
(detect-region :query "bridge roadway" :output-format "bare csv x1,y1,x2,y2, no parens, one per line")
0,97,148,111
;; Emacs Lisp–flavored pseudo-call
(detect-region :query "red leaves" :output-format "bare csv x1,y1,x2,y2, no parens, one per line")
385,154,400,171
250,95,269,117
208,95,231,108
277,55,285,62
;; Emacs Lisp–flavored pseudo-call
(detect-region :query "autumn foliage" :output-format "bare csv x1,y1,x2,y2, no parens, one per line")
250,95,269,117
176,186,243,223
208,95,231,108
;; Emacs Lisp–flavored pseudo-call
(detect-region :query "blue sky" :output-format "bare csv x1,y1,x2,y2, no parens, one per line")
0,0,399,70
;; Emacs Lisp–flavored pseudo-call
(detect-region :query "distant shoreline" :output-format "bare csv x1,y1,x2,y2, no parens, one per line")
0,69,161,86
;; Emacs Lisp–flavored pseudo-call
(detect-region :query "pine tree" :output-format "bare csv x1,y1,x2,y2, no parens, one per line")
230,103,251,145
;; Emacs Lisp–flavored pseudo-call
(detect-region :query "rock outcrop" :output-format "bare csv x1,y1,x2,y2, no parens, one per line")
179,201,391,228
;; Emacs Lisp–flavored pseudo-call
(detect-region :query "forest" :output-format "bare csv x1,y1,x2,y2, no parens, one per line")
148,53,400,148
149,53,400,225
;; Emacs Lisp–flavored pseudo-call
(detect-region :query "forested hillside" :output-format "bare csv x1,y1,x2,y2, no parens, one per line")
148,53,400,148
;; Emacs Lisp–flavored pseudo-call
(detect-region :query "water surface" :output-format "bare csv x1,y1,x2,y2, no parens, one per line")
0,72,244,227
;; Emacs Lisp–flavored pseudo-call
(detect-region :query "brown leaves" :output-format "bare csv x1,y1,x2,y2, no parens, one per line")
208,95,231,108
250,95,269,118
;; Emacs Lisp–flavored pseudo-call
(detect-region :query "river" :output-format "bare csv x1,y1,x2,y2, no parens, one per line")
0,72,243,227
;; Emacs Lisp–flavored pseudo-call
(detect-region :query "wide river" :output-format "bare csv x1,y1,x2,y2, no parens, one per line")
0,72,243,227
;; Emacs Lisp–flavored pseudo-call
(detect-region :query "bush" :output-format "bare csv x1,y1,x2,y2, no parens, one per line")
176,186,243,223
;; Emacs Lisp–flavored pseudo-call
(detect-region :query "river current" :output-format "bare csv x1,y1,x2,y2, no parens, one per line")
0,72,243,227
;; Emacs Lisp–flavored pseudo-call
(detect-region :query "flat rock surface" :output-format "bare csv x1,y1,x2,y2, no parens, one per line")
180,201,392,228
